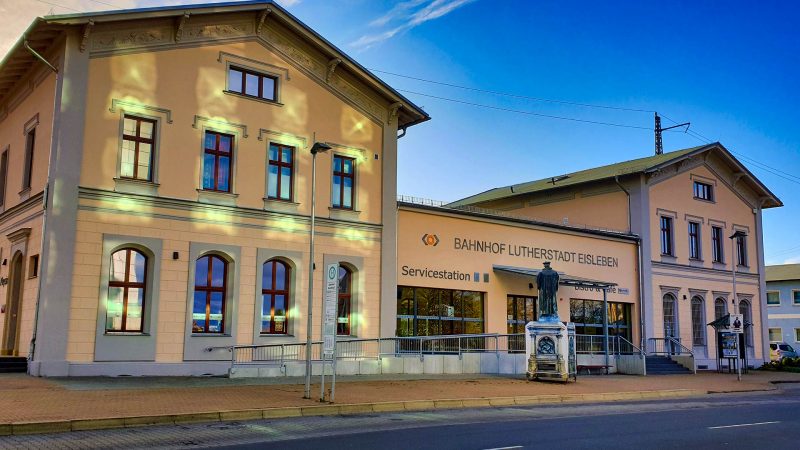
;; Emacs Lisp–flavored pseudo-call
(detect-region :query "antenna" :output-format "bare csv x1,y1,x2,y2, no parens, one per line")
654,112,690,155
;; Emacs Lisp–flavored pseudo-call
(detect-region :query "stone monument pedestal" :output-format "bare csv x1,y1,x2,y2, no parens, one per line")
525,321,577,383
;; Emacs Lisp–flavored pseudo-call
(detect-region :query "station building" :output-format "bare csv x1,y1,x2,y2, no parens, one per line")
0,1,782,376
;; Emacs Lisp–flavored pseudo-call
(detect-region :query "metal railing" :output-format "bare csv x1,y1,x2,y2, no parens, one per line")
221,333,647,372
647,337,696,374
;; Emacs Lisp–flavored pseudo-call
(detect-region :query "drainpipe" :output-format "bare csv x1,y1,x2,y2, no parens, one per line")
617,175,646,368
603,287,609,375
26,38,59,366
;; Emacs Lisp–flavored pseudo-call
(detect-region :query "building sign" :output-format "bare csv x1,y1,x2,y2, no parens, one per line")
729,314,744,334
421,234,440,246
322,263,339,357
452,237,620,268
720,332,739,358
401,265,474,281
574,286,630,295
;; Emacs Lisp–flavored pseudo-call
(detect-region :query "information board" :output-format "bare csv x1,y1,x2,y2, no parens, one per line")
729,314,744,334
322,263,339,357
720,332,739,358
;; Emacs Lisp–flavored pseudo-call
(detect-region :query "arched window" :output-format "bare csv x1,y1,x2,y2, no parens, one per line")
337,266,352,336
739,299,753,347
262,259,290,334
107,248,147,332
193,254,227,334
690,296,705,346
662,293,677,339
714,298,727,320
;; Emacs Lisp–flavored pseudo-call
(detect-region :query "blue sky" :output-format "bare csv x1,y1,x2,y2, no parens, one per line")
7,0,800,264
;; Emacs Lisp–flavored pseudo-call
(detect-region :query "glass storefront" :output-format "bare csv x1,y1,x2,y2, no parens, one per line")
569,299,632,341
506,295,536,334
397,287,484,336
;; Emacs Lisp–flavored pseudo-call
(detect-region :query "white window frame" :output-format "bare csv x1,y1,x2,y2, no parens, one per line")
793,289,800,306
768,327,782,343
767,290,781,307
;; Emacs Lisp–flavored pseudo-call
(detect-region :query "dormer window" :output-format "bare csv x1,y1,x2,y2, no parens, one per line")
227,66,277,102
693,181,713,201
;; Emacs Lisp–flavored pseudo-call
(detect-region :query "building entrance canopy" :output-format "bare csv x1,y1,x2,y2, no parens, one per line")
493,265,617,290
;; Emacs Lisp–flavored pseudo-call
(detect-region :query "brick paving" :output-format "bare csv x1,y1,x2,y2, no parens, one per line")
0,371,798,424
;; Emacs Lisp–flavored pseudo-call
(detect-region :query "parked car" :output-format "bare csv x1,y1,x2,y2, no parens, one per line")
770,342,799,361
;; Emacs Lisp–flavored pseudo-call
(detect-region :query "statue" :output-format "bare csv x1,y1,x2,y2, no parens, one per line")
536,261,560,322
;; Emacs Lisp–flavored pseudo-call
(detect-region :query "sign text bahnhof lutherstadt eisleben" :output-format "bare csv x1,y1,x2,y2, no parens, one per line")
452,237,620,268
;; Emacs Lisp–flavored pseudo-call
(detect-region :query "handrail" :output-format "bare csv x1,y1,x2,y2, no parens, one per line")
647,337,696,374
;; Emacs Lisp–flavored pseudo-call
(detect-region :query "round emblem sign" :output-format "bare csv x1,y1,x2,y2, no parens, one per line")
328,265,337,280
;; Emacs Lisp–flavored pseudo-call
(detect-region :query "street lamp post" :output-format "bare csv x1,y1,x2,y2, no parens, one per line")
304,141,332,399
730,230,747,381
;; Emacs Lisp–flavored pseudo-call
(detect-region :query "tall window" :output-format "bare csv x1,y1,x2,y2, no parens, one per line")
337,266,352,336
660,216,674,256
663,294,677,339
192,255,227,334
736,234,748,266
0,150,7,207
262,260,290,334
690,296,705,346
794,290,800,306
688,222,701,259
267,143,294,201
767,291,781,306
121,115,156,181
711,226,724,263
107,248,147,332
507,296,536,334
22,128,35,189
739,300,752,347
202,131,234,192
332,155,355,210
570,299,632,342
395,287,485,336
227,66,277,101
693,181,714,201
714,298,727,320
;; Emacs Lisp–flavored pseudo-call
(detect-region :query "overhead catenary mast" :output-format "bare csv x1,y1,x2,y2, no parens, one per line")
654,112,690,155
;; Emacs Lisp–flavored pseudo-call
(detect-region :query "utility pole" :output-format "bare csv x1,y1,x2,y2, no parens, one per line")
654,112,690,155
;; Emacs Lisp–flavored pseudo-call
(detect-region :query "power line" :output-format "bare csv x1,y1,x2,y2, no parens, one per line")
376,68,656,113
35,0,81,12
398,89,653,130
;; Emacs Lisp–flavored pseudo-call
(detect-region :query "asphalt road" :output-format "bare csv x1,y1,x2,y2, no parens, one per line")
2,385,800,449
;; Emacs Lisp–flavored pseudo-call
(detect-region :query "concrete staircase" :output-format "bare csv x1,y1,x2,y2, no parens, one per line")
0,356,27,373
645,356,692,375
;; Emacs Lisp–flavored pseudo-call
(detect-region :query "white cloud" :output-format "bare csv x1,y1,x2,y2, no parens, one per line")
783,256,800,264
352,0,476,50
275,0,301,6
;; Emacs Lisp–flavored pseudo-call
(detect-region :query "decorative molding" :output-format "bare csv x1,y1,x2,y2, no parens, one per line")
256,8,272,35
388,101,403,124
690,173,717,186
80,20,95,52
328,142,367,159
326,58,341,83
175,12,191,42
184,22,251,41
258,128,307,148
6,227,31,245
659,285,681,295
684,213,704,224
707,218,727,228
192,115,248,138
732,223,751,233
23,113,40,134
656,208,677,219
218,51,290,80
93,27,171,51
109,99,173,124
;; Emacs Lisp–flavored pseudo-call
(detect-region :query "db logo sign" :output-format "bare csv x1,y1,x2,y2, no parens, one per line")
422,234,440,246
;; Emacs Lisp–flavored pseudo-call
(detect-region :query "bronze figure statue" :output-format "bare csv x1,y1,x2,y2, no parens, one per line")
536,261,560,322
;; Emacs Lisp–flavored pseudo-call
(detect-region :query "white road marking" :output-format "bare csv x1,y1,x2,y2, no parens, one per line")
482,447,523,450
708,421,781,429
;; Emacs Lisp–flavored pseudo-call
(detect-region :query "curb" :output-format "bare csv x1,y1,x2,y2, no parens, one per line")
0,388,714,436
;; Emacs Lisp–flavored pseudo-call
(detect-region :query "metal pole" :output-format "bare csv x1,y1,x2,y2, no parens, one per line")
304,152,317,399
731,235,741,382
603,287,609,375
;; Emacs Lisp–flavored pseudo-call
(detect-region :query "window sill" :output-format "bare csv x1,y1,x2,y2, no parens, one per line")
197,189,238,207
18,187,31,201
222,90,284,107
328,207,361,221
767,304,781,307
259,334,295,338
114,177,159,196
692,197,715,204
263,198,300,213
191,333,232,337
104,332,150,336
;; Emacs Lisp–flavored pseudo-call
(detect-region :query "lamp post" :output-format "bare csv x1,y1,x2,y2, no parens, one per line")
729,230,747,381
304,141,332,399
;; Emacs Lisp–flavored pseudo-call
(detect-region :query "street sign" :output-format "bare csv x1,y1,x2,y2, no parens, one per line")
729,314,744,334
322,263,339,357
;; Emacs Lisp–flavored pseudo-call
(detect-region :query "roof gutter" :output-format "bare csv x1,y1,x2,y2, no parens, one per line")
23,36,58,73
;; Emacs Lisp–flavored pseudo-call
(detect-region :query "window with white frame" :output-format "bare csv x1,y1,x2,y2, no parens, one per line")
767,291,781,306
769,328,782,342
795,328,800,342
690,296,705,346
793,290,800,306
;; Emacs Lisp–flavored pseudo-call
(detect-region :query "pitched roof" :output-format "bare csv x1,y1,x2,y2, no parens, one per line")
0,1,429,128
766,264,800,282
449,143,782,209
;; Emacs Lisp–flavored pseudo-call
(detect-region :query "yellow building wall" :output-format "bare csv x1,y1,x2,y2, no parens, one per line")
80,40,384,222
481,188,630,233
649,164,764,361
397,208,640,340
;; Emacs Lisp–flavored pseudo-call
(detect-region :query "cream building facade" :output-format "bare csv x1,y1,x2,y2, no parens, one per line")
0,1,427,376
452,144,782,369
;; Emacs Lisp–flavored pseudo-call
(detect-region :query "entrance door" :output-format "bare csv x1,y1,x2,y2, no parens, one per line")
2,253,24,356
662,293,677,354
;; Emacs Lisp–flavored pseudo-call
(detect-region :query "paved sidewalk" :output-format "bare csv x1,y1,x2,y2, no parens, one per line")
0,371,798,433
